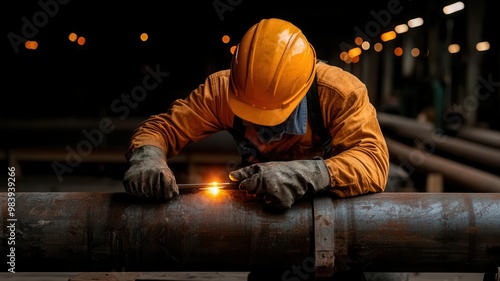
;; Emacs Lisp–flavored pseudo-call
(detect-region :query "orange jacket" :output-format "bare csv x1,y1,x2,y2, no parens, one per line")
126,61,389,198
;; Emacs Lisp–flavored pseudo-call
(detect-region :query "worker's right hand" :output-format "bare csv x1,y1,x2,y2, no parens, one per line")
123,145,179,201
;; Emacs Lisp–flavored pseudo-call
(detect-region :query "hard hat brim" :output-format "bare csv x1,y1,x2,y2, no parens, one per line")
228,60,316,127
228,91,300,126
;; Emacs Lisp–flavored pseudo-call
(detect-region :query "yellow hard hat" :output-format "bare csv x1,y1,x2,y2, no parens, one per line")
228,18,317,126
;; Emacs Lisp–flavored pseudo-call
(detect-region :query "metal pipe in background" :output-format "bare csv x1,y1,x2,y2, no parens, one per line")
1,191,499,275
456,126,500,150
378,112,500,170
386,137,500,193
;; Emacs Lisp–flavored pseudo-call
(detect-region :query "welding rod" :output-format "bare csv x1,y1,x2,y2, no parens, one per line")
177,182,239,190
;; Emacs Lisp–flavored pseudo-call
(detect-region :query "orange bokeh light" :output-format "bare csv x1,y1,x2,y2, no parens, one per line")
25,40,38,50
68,33,78,42
394,47,403,56
77,36,86,45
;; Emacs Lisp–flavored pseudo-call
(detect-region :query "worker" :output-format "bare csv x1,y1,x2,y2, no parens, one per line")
123,18,389,211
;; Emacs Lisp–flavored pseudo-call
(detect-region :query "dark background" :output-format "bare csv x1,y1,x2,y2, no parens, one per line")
4,0,459,118
2,0,499,188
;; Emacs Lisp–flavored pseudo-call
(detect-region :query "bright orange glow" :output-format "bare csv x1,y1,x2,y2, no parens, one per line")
207,182,221,195
77,36,86,45
348,47,362,58
140,33,148,41
25,40,38,50
222,35,230,44
354,36,363,45
207,187,220,195
198,181,225,198
230,45,237,54
352,56,360,63
381,31,396,42
68,33,77,42
394,47,403,56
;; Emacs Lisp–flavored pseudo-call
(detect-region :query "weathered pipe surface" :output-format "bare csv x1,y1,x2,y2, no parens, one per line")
1,191,313,273
331,192,500,273
1,191,499,274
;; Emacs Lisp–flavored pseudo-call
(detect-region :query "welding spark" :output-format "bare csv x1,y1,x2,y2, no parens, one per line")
207,182,221,195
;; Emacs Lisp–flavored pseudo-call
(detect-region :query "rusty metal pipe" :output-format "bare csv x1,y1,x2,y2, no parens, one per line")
378,112,500,170
386,137,500,192
1,191,499,274
455,126,500,150
330,193,500,273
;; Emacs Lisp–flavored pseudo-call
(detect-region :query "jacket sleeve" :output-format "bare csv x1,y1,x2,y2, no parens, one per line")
125,71,233,160
322,84,389,198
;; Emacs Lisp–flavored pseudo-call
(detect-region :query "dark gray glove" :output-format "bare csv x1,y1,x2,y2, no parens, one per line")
123,145,179,201
229,158,331,209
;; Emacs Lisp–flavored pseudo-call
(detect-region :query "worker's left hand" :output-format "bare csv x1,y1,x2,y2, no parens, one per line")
229,158,331,209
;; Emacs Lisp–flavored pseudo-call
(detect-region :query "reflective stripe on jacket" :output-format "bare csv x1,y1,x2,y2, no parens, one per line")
125,61,389,198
